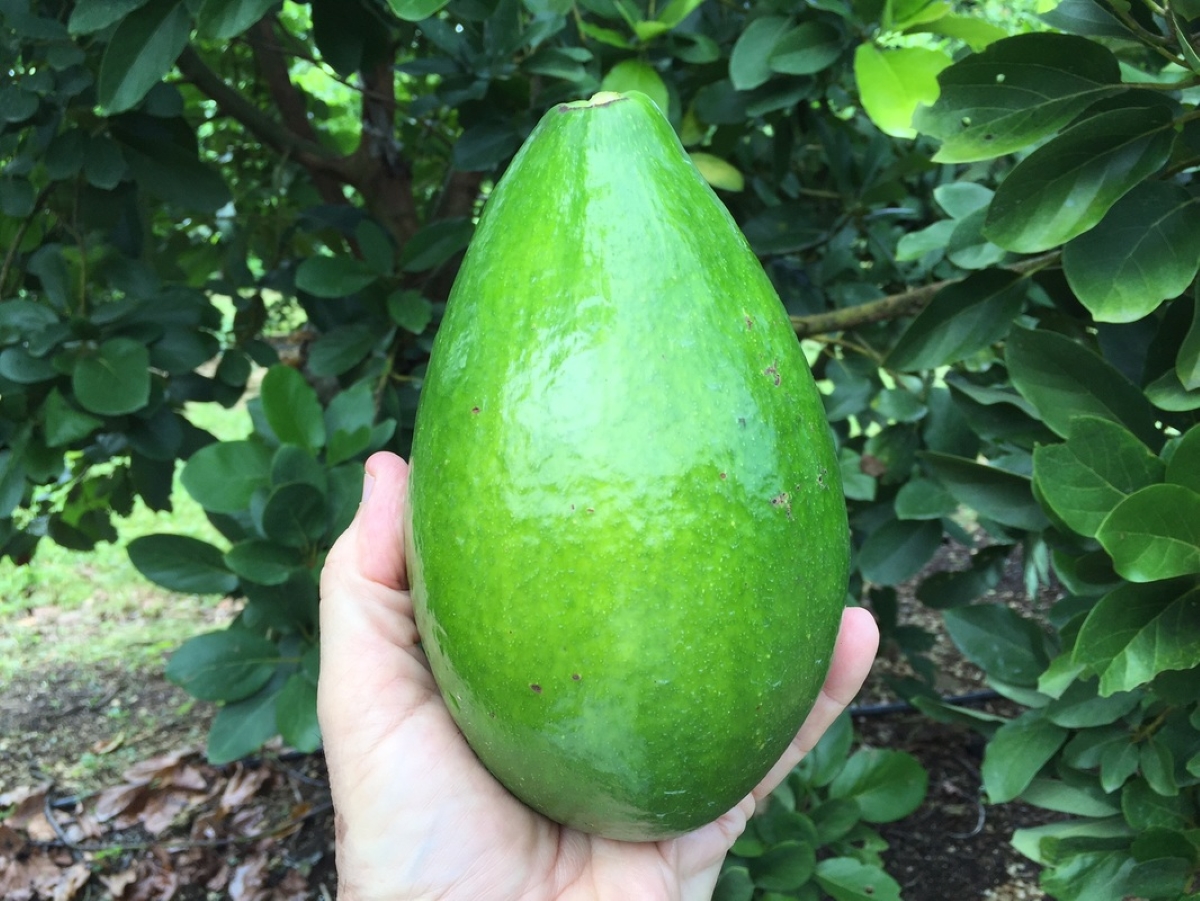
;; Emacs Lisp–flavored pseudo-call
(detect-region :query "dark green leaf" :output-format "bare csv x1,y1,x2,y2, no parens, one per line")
769,21,842,76
453,122,522,172
886,270,1027,371
0,346,57,383
294,256,377,298
814,857,902,901
712,867,754,901
259,365,325,452
276,672,321,752
308,323,382,377
914,33,1122,163
224,539,302,586
196,0,278,38
1165,425,1200,493
601,61,669,115
943,603,1050,686
72,338,151,415
181,440,273,514
165,629,278,701
43,389,103,447
68,0,152,34
1096,484,1200,581
258,481,328,548
1063,182,1200,323
1044,679,1139,728
1032,416,1165,538
857,518,942,586
386,289,433,334
1006,326,1159,447
128,534,238,594
749,840,816,891
893,477,956,520
401,218,474,272
922,452,1048,532
206,668,286,764
981,711,1068,802
829,749,927,822
730,16,788,91
983,105,1175,253
1019,778,1121,817
916,544,1011,609
97,0,191,113
1122,778,1195,831
385,0,451,21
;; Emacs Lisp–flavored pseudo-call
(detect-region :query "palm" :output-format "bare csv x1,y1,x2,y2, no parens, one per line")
319,452,877,901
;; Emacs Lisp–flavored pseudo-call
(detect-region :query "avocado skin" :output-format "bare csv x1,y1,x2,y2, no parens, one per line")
406,92,849,841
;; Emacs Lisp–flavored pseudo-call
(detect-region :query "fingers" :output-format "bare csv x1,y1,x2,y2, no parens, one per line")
750,605,879,802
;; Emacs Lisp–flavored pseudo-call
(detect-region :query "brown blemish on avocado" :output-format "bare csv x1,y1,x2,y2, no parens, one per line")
719,472,727,480
571,673,581,681
764,362,780,386
530,683,543,693
471,406,481,414
771,491,793,520
745,316,754,330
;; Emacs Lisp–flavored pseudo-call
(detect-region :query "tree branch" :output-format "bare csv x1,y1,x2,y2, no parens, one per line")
176,46,347,177
790,252,1060,337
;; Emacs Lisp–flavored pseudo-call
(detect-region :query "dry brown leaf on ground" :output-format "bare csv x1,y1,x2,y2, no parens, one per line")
99,868,138,898
228,852,270,901
220,763,272,811
49,861,90,901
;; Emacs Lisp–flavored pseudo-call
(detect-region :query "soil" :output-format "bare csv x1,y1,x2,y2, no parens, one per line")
0,537,1064,900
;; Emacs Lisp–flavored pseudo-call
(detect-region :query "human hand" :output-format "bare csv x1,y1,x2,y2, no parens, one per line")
318,451,879,901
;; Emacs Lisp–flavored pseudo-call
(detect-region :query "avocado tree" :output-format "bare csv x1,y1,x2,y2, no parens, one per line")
1,0,1198,897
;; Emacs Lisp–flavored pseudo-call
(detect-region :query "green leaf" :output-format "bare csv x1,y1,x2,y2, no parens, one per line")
386,290,433,334
1165,425,1200,493
894,476,956,520
43,389,103,447
1096,484,1200,581
769,21,843,76
803,712,853,788
1063,182,1200,323
749,840,816,891
916,544,1011,609
854,43,951,139
128,534,238,595
1140,739,1178,797
112,117,230,212
914,33,1122,163
1020,778,1121,817
0,346,58,383
384,0,450,21
72,338,151,416
943,603,1050,686
921,452,1049,532
259,366,325,452
1043,679,1139,728
165,629,278,701
1122,778,1195,831
69,0,152,34
224,540,302,586
983,105,1175,253
196,0,278,38
206,669,285,764
295,255,377,298
97,0,191,114
1006,326,1158,447
857,518,942,586
401,218,474,272
258,482,328,548
712,866,754,901
181,440,273,514
453,123,523,173
1177,295,1200,391
1032,416,1165,538
909,12,1007,51
1074,581,1200,694
729,16,788,91
829,749,927,822
276,672,321,752
982,711,1069,802
885,269,1027,371
308,323,382,377
601,61,669,115
688,153,743,192
814,858,902,901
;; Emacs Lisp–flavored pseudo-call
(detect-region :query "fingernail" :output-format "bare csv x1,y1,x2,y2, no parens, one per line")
361,470,375,505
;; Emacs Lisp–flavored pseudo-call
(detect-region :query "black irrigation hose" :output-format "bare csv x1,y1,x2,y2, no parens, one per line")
849,689,1001,718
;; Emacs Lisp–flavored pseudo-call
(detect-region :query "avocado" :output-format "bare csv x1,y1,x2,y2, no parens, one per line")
406,91,848,841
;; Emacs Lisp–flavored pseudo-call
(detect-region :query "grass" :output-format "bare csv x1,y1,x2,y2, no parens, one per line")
0,401,254,687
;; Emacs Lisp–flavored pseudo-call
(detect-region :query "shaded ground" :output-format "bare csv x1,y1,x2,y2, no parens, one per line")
0,537,1061,900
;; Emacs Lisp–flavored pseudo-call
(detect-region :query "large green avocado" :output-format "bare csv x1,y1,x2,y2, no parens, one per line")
405,91,849,841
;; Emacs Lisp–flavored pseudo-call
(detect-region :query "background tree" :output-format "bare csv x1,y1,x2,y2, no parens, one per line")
2,0,1198,898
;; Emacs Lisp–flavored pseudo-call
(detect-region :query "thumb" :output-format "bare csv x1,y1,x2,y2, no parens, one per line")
318,452,430,731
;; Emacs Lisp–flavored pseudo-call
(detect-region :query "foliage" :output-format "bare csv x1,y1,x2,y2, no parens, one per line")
715,714,927,901
3,0,1200,897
